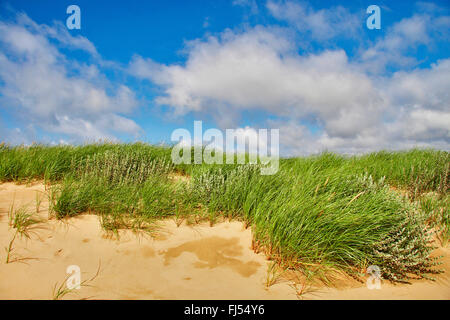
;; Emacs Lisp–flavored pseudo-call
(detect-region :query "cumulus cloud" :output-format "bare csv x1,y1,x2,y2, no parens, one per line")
0,13,140,143
271,57,450,155
386,58,450,112
129,14,450,154
129,27,382,132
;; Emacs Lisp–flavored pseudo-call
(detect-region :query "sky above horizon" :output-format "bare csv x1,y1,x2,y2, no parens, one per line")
0,0,449,155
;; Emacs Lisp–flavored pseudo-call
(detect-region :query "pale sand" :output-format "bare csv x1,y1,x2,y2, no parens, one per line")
0,182,448,300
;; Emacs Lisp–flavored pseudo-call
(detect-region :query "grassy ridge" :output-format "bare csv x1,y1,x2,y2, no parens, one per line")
0,143,172,182
353,149,449,197
0,143,448,282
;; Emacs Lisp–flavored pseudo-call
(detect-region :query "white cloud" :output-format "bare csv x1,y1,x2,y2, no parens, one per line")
266,0,361,41
386,58,450,112
130,22,450,154
49,114,141,141
359,11,450,73
16,13,99,57
0,14,140,143
359,15,430,73
129,27,381,132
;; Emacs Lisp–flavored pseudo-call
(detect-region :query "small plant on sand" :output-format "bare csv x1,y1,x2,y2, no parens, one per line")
289,274,316,300
5,206,42,263
35,191,43,213
174,203,185,227
52,261,101,300
5,231,17,264
264,261,286,288
7,198,15,226
47,187,59,219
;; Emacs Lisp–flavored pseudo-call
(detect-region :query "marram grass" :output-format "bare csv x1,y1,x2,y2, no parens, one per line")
0,142,448,282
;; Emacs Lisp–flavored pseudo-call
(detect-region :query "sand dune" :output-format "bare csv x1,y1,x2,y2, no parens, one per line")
0,182,448,300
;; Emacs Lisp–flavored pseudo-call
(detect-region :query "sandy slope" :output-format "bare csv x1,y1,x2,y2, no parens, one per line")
0,182,448,300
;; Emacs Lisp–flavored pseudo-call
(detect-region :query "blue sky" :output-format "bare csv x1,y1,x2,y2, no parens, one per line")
0,0,449,155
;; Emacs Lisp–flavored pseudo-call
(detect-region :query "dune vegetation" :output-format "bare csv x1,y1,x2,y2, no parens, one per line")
0,143,448,283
